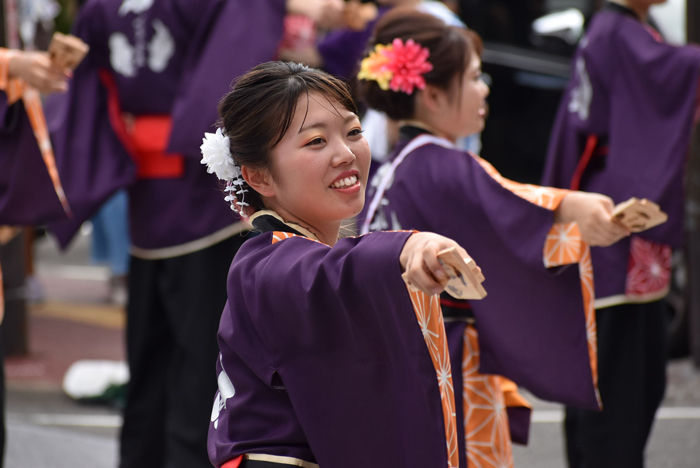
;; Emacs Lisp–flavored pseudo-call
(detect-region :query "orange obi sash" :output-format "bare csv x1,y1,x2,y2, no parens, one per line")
99,69,183,179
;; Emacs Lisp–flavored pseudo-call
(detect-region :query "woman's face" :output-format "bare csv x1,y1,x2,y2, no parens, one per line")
437,52,490,140
265,92,370,234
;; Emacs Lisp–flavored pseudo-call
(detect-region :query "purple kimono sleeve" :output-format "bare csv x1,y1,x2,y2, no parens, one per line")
167,0,286,157
0,93,66,224
212,231,452,467
596,27,700,246
440,148,556,271
44,4,135,249
395,146,597,409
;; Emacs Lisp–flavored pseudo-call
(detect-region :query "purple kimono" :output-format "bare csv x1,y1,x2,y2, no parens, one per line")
362,129,599,467
541,5,700,306
0,95,65,224
317,6,390,79
209,213,458,468
45,0,286,250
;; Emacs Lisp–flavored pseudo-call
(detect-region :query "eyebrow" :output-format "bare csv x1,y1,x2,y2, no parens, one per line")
299,114,357,133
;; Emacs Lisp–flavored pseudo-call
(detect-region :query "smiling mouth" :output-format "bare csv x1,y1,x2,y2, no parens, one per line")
330,174,359,189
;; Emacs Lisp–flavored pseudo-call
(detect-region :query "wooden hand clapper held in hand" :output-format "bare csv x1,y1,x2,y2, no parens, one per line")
48,32,90,70
611,197,668,233
436,247,487,300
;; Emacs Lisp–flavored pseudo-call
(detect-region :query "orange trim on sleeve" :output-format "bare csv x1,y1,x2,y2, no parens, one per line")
471,153,569,211
544,222,584,267
500,378,532,410
406,289,459,468
0,48,24,104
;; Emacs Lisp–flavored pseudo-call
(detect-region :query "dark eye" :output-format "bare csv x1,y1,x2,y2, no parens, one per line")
348,128,364,137
306,137,325,147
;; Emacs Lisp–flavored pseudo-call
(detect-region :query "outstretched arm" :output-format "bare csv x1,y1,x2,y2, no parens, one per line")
554,191,630,247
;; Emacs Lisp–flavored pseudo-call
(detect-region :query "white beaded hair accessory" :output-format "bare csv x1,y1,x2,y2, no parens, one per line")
200,128,249,216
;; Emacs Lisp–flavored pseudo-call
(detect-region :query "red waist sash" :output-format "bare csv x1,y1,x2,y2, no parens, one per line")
98,69,183,179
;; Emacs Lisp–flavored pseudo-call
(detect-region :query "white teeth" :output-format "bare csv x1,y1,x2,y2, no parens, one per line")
331,175,358,189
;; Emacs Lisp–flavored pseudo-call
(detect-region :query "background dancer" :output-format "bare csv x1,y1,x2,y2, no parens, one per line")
541,1,700,467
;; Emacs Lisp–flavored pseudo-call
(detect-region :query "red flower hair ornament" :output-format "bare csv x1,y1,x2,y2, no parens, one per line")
358,38,433,95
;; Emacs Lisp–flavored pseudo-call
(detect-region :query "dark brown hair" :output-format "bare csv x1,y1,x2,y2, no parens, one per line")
357,7,483,121
218,61,357,213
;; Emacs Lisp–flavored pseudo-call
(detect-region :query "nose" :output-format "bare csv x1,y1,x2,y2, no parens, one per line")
332,141,356,167
481,80,490,99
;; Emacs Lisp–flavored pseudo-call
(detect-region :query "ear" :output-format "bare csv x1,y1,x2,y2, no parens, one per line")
417,83,448,114
241,165,276,198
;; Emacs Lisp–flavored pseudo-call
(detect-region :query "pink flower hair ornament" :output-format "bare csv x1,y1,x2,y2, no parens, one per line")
358,38,433,95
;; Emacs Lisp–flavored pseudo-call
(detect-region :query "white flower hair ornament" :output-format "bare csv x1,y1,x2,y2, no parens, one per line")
200,128,249,216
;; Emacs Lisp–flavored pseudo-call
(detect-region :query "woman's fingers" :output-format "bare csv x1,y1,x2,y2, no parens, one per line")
399,233,473,296
405,256,444,296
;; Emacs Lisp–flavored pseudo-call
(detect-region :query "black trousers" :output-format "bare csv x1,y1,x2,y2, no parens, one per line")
565,300,667,468
119,234,247,468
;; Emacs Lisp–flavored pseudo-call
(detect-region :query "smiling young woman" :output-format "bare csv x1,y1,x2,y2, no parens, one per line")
203,61,476,468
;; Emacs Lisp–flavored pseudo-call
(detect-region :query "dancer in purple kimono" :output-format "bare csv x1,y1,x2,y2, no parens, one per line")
541,1,700,467
357,9,630,467
41,1,297,467
0,47,70,225
203,61,473,468
0,44,71,468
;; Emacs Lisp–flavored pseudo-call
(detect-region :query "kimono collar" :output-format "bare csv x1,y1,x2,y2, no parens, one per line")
398,120,439,143
249,210,320,241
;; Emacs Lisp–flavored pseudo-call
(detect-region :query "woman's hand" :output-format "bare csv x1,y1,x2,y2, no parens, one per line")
399,232,471,296
556,192,630,246
286,0,346,30
8,51,71,94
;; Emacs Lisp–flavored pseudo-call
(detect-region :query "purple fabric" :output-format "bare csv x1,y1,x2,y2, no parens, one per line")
167,0,286,157
317,6,390,79
363,140,599,411
0,94,66,224
541,10,700,298
506,406,531,445
210,230,453,467
44,0,285,249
